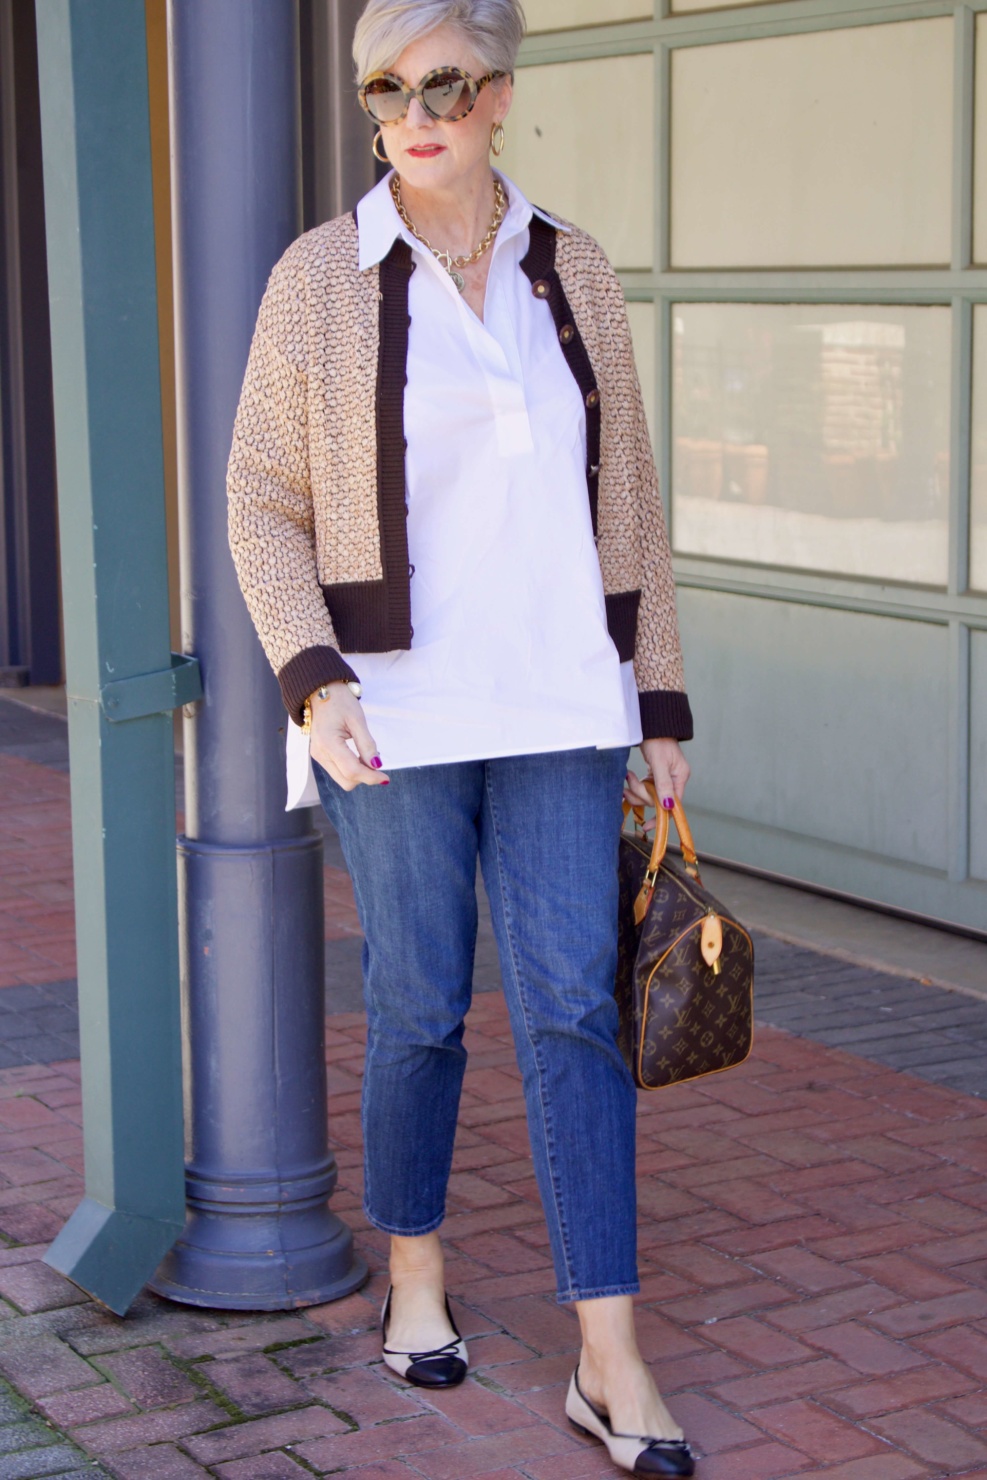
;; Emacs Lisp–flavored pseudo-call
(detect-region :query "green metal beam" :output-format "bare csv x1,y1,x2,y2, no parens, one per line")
34,0,192,1315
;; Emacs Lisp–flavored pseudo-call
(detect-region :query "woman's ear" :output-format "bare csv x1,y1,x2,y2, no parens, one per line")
494,72,513,123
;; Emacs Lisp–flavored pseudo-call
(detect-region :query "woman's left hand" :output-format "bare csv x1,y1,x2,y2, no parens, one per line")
623,738,691,819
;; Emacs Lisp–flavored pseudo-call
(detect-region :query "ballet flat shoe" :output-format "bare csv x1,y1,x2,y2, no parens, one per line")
380,1285,468,1389
565,1366,695,1477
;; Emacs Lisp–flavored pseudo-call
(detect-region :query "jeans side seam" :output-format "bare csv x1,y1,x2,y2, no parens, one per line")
483,765,578,1297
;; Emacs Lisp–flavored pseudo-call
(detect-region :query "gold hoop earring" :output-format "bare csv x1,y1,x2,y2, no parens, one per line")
372,130,389,164
490,122,506,157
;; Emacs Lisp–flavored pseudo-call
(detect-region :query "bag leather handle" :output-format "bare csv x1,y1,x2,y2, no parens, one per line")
623,782,702,885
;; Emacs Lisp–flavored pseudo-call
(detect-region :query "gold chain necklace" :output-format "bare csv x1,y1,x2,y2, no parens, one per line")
390,175,507,292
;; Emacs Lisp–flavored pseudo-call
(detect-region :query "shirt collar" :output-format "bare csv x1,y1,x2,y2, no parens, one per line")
356,169,570,272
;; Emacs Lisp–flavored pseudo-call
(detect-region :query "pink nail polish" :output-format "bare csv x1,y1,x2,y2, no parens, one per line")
370,756,383,769
662,795,675,811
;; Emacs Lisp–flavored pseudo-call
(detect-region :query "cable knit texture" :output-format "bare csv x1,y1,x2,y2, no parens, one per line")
227,208,692,737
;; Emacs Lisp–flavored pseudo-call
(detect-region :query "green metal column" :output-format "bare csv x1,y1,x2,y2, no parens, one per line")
34,0,201,1315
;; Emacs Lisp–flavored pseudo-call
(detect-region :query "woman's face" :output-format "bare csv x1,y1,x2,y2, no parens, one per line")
371,23,512,193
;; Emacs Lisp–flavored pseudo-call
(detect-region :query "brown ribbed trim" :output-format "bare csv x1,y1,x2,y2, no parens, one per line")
639,689,694,743
376,239,415,650
279,645,361,727
520,216,602,535
604,589,641,663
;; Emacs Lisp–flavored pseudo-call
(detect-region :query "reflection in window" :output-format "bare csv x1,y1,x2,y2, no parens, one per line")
672,304,950,585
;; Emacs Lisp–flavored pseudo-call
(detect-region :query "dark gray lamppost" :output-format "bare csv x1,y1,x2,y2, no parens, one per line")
151,0,366,1309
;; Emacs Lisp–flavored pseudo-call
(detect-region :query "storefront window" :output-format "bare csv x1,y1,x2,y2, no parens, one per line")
499,53,654,269
670,21,952,268
525,0,651,29
626,301,656,445
972,306,987,592
975,16,987,264
672,0,786,14
672,303,951,585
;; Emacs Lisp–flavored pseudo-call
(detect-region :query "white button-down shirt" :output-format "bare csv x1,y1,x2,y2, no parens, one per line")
287,171,640,806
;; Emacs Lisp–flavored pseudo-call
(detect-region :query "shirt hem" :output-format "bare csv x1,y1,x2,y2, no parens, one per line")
369,731,643,772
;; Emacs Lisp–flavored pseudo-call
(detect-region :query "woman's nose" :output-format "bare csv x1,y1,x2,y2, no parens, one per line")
405,95,433,128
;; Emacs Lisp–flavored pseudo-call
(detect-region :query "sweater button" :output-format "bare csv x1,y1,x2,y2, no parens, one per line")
531,279,550,298
559,324,575,345
586,388,600,408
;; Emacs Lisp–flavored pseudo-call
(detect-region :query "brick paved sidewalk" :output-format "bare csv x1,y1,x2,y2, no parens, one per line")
0,1006,982,1478
1,702,987,1477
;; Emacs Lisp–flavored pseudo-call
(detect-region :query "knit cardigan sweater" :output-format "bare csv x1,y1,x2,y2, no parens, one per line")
227,208,693,741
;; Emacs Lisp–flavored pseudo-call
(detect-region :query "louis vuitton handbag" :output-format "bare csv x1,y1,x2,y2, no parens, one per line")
616,785,754,1090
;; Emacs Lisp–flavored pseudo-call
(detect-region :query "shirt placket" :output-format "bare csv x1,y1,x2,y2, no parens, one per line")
409,223,535,459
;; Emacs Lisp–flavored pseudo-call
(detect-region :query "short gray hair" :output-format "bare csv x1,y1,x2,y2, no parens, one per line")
353,0,526,81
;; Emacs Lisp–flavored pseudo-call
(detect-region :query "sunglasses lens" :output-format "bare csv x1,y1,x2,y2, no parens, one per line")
363,77,406,122
422,69,474,119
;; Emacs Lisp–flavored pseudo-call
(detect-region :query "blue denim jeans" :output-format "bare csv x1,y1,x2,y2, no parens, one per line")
315,746,638,1303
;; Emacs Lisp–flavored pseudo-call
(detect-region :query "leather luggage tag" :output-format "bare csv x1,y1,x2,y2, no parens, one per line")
701,911,723,973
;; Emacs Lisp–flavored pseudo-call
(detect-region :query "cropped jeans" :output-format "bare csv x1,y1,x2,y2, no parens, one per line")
315,746,639,1304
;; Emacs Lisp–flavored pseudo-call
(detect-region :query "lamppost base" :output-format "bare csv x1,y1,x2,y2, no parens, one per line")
149,1197,367,1310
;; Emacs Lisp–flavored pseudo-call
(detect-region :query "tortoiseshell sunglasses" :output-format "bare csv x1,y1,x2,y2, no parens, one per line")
358,65,508,125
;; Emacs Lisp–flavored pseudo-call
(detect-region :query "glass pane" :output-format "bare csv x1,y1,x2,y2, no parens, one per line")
972,306,987,592
976,17,987,264
671,21,952,268
672,0,787,14
626,301,656,448
672,303,951,585
971,632,987,881
500,54,653,269
525,0,651,29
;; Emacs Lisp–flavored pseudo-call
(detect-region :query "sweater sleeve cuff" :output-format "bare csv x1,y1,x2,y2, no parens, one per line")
278,646,361,727
639,689,694,742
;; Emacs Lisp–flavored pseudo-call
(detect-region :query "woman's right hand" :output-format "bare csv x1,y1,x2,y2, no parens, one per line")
308,683,390,791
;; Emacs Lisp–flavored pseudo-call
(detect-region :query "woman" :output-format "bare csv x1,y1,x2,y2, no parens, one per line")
228,1,694,1473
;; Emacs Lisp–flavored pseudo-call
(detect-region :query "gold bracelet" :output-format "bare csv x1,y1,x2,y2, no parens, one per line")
301,679,362,736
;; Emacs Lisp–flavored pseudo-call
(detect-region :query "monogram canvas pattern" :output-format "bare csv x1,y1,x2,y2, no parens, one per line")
227,208,688,701
616,835,755,1091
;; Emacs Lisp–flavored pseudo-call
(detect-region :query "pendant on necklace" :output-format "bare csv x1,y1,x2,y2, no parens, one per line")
450,269,466,293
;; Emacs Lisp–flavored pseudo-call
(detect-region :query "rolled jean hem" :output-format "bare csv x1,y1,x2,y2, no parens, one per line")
363,1201,446,1238
556,1281,640,1305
